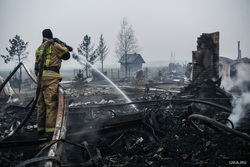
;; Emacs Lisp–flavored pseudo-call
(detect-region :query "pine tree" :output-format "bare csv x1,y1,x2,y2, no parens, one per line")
97,34,108,72
1,35,29,92
73,35,97,77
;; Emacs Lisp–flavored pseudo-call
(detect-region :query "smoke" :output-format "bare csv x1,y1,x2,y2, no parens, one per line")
220,64,231,90
220,63,250,128
228,92,250,128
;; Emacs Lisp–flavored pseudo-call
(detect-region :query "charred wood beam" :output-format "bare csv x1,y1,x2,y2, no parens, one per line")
16,156,60,167
176,99,232,113
0,62,22,92
22,62,37,84
235,129,250,134
3,105,31,111
45,86,68,167
67,120,140,142
55,89,69,165
69,99,232,113
68,112,145,132
0,139,50,151
69,99,167,112
66,112,158,143
0,62,36,93
66,121,156,143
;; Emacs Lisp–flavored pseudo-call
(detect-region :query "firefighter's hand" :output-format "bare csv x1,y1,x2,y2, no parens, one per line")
67,46,73,52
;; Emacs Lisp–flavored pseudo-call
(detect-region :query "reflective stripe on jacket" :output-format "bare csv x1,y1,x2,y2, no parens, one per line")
37,127,55,133
35,38,69,80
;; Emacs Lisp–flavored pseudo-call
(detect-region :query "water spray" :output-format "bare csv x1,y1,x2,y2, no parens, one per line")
72,51,137,110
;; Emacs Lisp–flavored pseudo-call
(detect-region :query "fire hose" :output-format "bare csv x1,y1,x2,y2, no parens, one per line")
188,114,250,141
0,39,54,141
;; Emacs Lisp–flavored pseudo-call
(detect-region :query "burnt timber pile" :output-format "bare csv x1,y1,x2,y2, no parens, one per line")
0,32,250,166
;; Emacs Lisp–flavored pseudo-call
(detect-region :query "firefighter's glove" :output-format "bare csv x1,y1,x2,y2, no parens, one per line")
67,46,73,52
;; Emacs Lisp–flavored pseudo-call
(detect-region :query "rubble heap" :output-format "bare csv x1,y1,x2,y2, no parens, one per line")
1,32,250,167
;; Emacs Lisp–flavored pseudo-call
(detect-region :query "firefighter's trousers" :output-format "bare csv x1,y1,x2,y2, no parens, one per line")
37,78,59,133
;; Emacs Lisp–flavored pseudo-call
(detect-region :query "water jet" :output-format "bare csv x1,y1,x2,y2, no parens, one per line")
72,52,136,109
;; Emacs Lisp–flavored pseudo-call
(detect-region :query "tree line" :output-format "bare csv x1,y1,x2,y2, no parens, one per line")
1,17,140,92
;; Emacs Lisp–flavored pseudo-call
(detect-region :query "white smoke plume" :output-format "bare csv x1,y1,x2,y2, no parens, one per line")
220,62,250,128
228,92,250,128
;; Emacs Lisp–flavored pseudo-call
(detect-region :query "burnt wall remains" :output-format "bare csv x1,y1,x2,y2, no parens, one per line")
192,32,220,85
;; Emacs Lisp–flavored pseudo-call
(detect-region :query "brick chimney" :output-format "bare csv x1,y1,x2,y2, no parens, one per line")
192,32,220,85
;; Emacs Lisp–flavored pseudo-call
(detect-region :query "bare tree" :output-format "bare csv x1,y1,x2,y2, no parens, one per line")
97,33,108,72
115,17,140,79
1,35,29,92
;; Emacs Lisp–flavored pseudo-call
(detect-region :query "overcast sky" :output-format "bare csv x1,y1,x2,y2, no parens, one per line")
0,0,249,71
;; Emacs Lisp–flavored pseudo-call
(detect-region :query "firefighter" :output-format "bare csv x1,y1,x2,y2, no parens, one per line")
35,29,71,136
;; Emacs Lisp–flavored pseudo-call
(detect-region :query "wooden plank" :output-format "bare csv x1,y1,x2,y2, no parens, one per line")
45,86,67,167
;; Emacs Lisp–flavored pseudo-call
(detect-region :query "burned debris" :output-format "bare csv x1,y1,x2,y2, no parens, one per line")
0,32,250,167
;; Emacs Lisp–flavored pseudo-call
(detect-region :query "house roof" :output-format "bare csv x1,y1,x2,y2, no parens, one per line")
118,53,145,64
220,56,250,65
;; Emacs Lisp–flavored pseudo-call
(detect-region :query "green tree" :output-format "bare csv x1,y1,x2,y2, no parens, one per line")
97,33,108,72
115,17,140,79
73,35,97,78
1,35,29,92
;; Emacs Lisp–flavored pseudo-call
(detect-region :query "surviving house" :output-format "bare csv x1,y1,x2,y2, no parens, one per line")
118,53,145,72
